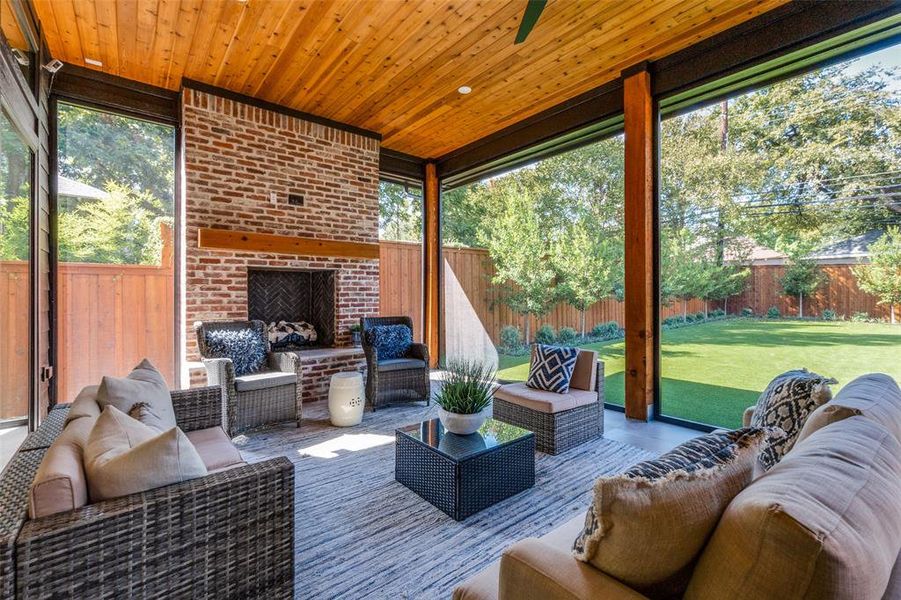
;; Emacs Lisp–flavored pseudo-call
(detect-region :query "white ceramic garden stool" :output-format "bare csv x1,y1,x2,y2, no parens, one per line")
328,372,365,427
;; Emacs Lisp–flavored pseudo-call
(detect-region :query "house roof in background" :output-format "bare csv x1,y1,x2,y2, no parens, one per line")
807,230,884,263
31,0,787,158
57,176,108,201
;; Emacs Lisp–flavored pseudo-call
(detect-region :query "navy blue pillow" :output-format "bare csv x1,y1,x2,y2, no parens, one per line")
527,344,579,393
367,324,412,360
205,328,267,376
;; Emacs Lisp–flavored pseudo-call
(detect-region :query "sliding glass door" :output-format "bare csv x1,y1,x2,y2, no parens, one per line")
0,108,32,427
56,102,176,401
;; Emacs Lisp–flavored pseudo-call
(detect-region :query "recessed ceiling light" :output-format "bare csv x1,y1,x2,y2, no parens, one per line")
85,58,102,67
458,86,472,95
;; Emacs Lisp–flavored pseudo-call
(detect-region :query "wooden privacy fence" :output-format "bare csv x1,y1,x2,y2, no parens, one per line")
2,240,892,419
379,241,894,345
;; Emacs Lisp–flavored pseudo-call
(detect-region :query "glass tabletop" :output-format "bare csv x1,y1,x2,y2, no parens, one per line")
397,418,533,462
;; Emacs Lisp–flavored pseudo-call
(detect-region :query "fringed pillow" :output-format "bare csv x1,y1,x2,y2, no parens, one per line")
204,328,267,376
573,427,779,598
750,368,837,470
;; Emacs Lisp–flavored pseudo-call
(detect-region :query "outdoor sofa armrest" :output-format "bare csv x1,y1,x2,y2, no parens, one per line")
743,405,756,427
16,457,295,599
595,360,606,404
171,385,224,432
268,351,301,375
499,538,648,600
406,342,430,364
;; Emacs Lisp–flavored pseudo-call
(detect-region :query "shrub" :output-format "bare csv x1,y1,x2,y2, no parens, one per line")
851,311,871,323
694,312,706,321
535,324,556,345
663,316,683,327
821,309,836,321
557,327,578,345
711,308,726,318
591,321,620,338
741,307,754,317
499,325,522,349
767,306,781,319
684,314,695,323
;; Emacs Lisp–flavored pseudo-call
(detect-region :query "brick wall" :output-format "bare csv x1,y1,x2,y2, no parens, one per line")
182,89,380,392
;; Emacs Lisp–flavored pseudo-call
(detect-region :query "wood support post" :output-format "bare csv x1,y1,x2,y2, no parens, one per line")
623,66,656,421
423,162,441,368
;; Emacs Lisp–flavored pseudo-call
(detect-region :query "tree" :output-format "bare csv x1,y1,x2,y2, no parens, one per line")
854,227,901,324
706,263,751,315
661,228,713,319
780,253,824,318
57,104,175,206
57,183,169,265
553,220,622,335
378,181,422,241
477,181,558,343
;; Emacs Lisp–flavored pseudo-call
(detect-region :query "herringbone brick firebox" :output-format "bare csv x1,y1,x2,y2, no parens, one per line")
182,87,379,397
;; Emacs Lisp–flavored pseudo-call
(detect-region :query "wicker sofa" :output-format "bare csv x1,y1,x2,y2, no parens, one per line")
454,373,901,599
493,349,604,454
360,316,431,410
195,320,302,435
0,386,295,600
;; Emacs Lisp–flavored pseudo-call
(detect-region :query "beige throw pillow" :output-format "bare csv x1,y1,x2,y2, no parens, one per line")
572,428,775,597
84,406,207,502
96,358,175,431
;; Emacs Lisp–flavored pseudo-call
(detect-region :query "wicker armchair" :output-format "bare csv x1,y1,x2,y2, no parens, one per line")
195,320,302,436
0,387,295,600
360,316,431,411
493,350,605,454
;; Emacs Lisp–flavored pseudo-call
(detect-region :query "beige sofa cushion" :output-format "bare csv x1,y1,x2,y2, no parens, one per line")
494,383,596,414
573,428,773,597
28,416,95,519
798,373,901,445
570,350,598,392
84,406,207,502
64,385,101,425
795,403,860,445
186,427,245,472
97,358,175,431
686,417,901,600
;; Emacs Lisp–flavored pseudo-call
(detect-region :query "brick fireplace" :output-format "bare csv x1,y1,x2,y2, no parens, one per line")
247,268,337,348
182,87,380,397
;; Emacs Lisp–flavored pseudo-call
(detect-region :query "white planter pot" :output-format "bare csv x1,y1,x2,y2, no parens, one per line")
437,407,489,435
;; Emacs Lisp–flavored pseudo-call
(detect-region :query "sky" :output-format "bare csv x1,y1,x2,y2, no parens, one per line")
842,42,901,92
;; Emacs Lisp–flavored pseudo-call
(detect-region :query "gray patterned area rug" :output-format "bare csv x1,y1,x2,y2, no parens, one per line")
236,401,655,600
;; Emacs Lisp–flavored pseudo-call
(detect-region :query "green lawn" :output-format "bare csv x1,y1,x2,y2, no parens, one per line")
497,319,901,429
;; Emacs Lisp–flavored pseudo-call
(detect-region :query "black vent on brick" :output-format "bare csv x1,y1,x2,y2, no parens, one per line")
247,268,336,348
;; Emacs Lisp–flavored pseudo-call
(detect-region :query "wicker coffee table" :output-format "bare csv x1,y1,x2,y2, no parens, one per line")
395,418,535,521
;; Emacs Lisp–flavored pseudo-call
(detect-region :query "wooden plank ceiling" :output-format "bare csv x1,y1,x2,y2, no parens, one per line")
32,0,788,158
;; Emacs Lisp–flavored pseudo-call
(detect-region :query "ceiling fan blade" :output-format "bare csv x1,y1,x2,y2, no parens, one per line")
514,0,548,44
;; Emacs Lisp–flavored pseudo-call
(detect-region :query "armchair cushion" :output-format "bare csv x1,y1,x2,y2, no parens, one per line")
234,370,297,392
378,358,427,372
494,383,596,414
186,427,245,472
203,328,267,376
84,406,208,502
97,359,176,431
366,324,412,360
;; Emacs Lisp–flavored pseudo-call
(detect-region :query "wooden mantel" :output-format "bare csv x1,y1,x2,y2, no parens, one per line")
197,228,380,260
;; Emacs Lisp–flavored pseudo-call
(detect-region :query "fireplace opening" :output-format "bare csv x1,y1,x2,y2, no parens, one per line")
247,268,336,349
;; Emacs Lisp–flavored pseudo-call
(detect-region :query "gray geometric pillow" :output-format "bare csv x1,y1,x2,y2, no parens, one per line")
750,369,837,470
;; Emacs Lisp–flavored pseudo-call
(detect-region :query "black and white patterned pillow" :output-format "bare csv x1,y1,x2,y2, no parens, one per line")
527,344,579,393
751,369,837,470
268,321,318,349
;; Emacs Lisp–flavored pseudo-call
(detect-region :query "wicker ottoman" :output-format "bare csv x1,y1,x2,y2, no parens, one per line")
493,355,604,455
395,418,535,521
